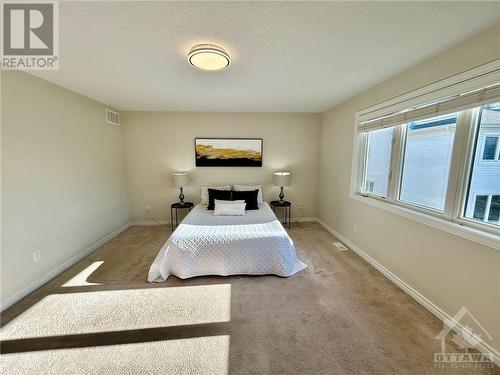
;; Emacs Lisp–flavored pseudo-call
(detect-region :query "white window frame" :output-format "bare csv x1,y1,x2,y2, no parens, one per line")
351,60,500,251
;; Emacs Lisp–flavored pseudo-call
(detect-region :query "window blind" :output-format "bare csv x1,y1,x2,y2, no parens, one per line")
358,82,500,133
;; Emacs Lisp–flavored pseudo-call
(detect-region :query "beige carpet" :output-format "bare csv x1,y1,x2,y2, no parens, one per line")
2,336,230,375
0,285,231,339
1,223,497,374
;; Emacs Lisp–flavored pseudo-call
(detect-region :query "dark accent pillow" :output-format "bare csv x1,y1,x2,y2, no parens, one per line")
232,189,259,210
207,188,232,210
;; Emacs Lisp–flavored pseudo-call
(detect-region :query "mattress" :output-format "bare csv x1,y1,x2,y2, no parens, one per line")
148,203,307,282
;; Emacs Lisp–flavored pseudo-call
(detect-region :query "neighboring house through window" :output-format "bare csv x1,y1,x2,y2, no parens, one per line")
399,114,457,211
465,103,500,226
362,127,393,198
473,195,500,224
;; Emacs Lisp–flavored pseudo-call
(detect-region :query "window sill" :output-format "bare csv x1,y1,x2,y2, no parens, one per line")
351,192,500,252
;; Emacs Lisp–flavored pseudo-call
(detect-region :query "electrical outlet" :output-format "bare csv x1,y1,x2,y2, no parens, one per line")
145,206,151,213
33,249,41,263
298,202,304,209
354,223,358,233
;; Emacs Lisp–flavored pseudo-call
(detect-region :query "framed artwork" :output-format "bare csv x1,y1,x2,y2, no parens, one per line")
194,138,263,167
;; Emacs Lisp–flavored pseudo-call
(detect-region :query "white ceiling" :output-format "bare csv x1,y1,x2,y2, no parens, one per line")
31,2,500,113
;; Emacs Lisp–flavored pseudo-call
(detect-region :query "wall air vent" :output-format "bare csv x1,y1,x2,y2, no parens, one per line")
105,109,120,126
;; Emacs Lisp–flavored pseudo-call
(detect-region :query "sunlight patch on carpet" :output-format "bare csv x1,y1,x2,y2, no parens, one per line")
62,261,104,287
1,335,230,375
0,285,231,340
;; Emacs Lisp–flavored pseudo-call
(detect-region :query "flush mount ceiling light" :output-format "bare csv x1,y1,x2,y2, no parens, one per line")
188,44,230,71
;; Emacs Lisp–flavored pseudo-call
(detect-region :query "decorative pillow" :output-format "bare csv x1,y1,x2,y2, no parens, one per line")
200,185,231,205
207,188,232,210
232,189,259,210
233,184,263,204
213,200,246,216
215,199,245,205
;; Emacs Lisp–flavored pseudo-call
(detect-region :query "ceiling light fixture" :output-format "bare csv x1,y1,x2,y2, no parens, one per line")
188,44,230,71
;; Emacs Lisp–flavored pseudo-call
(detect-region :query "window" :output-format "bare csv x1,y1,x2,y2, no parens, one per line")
471,195,500,224
353,67,500,248
464,102,500,228
490,195,500,223
362,127,393,197
483,137,498,160
473,195,488,220
399,114,457,211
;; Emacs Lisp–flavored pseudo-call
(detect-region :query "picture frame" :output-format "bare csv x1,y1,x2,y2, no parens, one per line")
194,138,263,167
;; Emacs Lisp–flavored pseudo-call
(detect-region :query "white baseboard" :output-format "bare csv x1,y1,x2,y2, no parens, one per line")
291,217,317,223
129,217,317,226
129,220,169,226
0,222,131,312
316,218,500,366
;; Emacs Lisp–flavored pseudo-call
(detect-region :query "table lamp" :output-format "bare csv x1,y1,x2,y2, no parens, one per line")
273,171,291,202
172,173,190,205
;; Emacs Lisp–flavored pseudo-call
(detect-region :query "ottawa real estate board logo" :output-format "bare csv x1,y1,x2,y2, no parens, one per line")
434,307,496,369
1,1,58,70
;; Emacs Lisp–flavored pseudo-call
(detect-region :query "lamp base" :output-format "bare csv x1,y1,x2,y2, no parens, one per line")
179,186,185,203
279,187,284,202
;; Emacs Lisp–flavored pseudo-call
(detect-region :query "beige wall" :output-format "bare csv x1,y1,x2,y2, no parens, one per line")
1,71,130,306
319,24,500,353
122,112,321,221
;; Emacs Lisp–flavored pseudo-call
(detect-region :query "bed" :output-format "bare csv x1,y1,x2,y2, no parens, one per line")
148,202,307,282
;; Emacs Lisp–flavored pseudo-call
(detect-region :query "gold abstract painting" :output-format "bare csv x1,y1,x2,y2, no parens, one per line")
195,138,262,167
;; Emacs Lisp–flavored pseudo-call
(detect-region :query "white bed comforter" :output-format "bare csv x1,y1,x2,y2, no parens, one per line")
148,203,306,282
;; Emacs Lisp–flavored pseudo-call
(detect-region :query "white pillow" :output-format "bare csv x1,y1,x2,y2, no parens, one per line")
215,199,245,204
213,200,246,216
200,185,232,205
233,184,263,204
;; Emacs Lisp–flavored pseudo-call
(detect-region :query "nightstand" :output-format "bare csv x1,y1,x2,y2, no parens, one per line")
170,202,194,231
270,200,291,229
